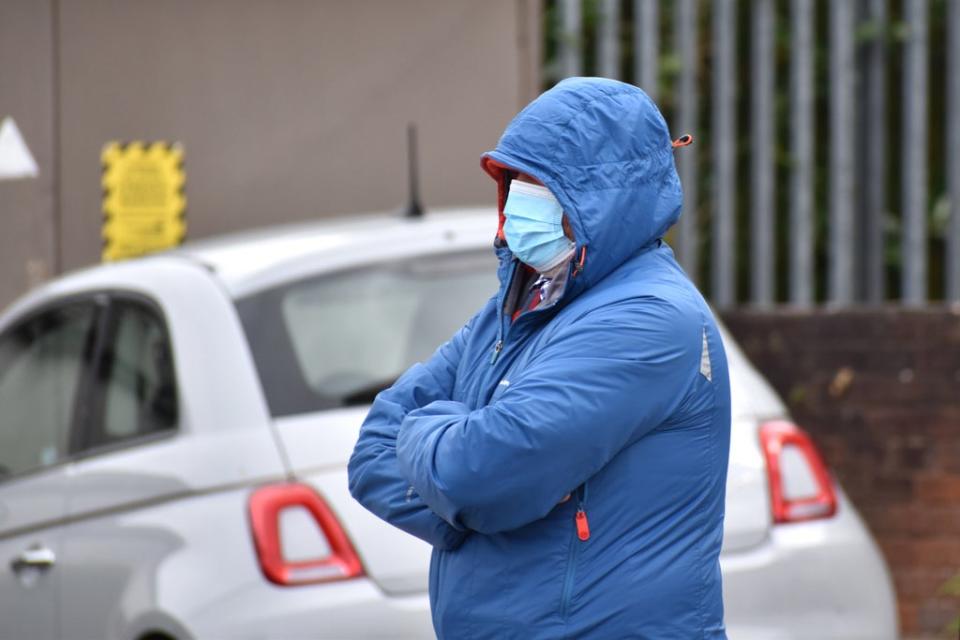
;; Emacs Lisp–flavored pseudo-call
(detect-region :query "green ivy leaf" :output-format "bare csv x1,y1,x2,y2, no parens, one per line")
939,571,960,597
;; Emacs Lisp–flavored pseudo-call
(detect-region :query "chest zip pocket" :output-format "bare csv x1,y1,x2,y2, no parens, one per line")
576,507,590,541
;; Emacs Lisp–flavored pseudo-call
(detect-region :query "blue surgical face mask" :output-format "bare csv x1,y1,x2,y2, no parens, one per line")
502,180,576,272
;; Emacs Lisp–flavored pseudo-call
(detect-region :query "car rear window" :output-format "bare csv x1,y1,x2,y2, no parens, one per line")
235,250,499,417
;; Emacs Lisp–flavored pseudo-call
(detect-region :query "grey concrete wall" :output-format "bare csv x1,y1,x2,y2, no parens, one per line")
0,0,58,307
0,0,541,309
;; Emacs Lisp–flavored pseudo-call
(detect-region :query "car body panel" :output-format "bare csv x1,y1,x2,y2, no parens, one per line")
58,484,434,640
721,415,772,552
719,320,788,422
0,468,70,538
0,526,62,639
297,465,434,596
63,428,286,518
0,472,69,639
722,490,898,639
274,405,442,593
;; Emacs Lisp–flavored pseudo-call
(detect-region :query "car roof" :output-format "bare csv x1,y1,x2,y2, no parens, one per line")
172,206,498,297
0,207,498,320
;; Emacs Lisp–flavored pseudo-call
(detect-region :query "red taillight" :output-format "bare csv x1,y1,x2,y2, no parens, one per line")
248,483,364,586
759,420,838,524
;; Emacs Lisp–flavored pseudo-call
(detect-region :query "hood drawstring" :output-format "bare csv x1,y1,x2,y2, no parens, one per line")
572,246,587,278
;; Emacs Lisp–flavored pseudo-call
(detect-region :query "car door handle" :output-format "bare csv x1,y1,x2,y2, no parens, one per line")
10,545,56,572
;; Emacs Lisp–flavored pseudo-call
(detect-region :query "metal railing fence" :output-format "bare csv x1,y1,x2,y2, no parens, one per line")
544,0,960,308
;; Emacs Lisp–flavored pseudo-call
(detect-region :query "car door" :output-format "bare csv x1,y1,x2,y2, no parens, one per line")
0,299,101,640
57,294,181,640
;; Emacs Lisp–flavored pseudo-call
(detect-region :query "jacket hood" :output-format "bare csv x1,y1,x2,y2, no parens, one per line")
482,77,683,291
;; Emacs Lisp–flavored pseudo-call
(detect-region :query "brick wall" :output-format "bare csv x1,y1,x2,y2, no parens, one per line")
721,307,960,639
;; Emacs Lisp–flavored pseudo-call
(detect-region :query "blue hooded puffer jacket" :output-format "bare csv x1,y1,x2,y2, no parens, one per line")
348,77,731,639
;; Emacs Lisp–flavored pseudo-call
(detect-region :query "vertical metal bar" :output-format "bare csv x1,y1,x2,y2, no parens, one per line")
947,0,960,301
751,0,775,306
598,0,620,79
863,0,887,303
712,0,736,307
853,0,867,301
902,0,928,305
675,0,698,282
634,0,659,99
789,0,814,307
560,0,583,78
829,0,855,305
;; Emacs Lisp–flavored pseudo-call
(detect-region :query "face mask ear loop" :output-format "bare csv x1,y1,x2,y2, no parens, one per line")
572,246,587,277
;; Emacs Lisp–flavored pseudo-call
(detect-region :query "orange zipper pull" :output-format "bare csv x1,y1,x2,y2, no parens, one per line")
575,508,590,541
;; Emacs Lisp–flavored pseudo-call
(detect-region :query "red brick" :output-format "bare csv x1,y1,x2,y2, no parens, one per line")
878,538,917,566
915,474,960,505
892,565,957,599
913,539,960,565
898,601,918,634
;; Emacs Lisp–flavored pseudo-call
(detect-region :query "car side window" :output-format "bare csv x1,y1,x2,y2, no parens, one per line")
0,302,97,478
89,299,178,447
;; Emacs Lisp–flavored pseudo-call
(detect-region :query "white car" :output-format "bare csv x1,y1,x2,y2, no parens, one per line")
0,208,897,640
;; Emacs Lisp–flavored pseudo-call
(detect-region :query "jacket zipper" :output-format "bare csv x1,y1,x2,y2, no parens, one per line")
575,482,590,541
559,483,589,619
490,260,518,365
490,339,503,364
575,505,591,541
491,257,576,366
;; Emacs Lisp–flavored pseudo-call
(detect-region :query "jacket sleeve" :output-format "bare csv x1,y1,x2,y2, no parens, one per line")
347,316,476,550
395,298,704,534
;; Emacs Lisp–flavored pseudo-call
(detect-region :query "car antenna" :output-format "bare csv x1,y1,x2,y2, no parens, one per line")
402,123,424,219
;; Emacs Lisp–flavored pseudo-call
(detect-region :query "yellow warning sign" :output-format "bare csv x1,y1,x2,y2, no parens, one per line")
101,141,186,261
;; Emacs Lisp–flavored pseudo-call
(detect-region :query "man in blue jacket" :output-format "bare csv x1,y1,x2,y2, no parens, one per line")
348,77,731,639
